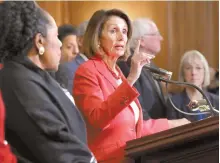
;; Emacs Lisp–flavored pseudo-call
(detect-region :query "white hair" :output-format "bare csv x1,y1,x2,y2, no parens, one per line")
179,50,210,88
78,20,89,37
130,18,155,50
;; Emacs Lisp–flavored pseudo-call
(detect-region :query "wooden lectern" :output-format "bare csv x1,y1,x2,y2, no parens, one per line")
125,116,219,163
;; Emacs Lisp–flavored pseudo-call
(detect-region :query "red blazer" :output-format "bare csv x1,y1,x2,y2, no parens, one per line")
73,58,169,162
0,92,17,163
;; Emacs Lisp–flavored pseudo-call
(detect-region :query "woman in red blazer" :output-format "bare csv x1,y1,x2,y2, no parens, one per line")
73,9,190,162
0,92,17,163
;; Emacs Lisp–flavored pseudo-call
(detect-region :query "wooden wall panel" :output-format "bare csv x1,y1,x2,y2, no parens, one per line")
37,1,219,83
38,1,169,69
167,1,219,81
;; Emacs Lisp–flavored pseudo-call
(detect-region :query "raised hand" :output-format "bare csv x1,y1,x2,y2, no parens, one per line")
127,39,155,86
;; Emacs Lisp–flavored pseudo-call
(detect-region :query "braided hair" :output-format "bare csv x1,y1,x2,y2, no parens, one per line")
0,1,51,62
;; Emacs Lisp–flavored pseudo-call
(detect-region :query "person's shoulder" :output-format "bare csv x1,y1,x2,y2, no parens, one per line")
57,62,69,73
58,60,76,73
205,91,219,110
2,61,45,87
207,91,219,101
75,54,83,60
79,58,104,68
76,58,107,77
2,61,29,80
170,91,185,102
75,59,96,73
80,59,94,67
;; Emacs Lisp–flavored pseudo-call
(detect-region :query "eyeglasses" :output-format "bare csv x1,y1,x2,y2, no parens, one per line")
184,66,204,72
144,31,161,37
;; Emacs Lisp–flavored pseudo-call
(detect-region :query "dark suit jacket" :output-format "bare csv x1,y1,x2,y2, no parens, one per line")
167,90,219,122
55,54,86,94
0,55,94,163
117,56,168,120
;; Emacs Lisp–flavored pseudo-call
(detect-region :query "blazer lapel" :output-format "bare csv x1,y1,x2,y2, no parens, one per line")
120,71,143,138
94,60,143,137
93,59,118,89
75,54,85,65
134,98,144,138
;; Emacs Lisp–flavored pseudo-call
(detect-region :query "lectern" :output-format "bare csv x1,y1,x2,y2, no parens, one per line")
125,116,219,163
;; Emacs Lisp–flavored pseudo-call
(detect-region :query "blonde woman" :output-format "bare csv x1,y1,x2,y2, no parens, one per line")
167,50,219,122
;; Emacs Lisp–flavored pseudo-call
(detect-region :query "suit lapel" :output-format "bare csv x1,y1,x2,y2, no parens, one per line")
94,59,143,137
134,98,144,138
75,55,85,66
93,59,118,89
120,70,143,138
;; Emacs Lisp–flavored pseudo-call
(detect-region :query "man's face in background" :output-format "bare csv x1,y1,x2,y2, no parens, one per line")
141,23,163,55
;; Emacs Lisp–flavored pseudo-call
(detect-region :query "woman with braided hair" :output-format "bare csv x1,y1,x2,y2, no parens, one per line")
0,1,96,163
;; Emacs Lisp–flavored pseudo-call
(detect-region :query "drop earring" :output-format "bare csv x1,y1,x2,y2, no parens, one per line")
38,46,45,55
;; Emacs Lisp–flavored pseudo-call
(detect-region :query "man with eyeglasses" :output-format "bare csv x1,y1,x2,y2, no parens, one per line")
117,18,168,120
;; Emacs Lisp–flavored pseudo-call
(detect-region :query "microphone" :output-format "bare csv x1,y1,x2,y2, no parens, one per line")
153,75,218,116
188,99,209,110
188,99,212,113
144,65,172,77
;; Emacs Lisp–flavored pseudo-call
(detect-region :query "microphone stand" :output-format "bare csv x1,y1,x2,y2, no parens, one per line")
153,75,219,117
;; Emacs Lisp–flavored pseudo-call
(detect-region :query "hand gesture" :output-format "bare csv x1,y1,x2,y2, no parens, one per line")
127,40,155,86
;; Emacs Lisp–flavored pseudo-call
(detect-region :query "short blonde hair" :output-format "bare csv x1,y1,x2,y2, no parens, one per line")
82,9,132,61
179,50,210,88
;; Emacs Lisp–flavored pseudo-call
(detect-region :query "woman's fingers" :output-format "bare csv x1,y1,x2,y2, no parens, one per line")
141,52,155,60
134,39,141,54
139,52,155,66
140,58,151,66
